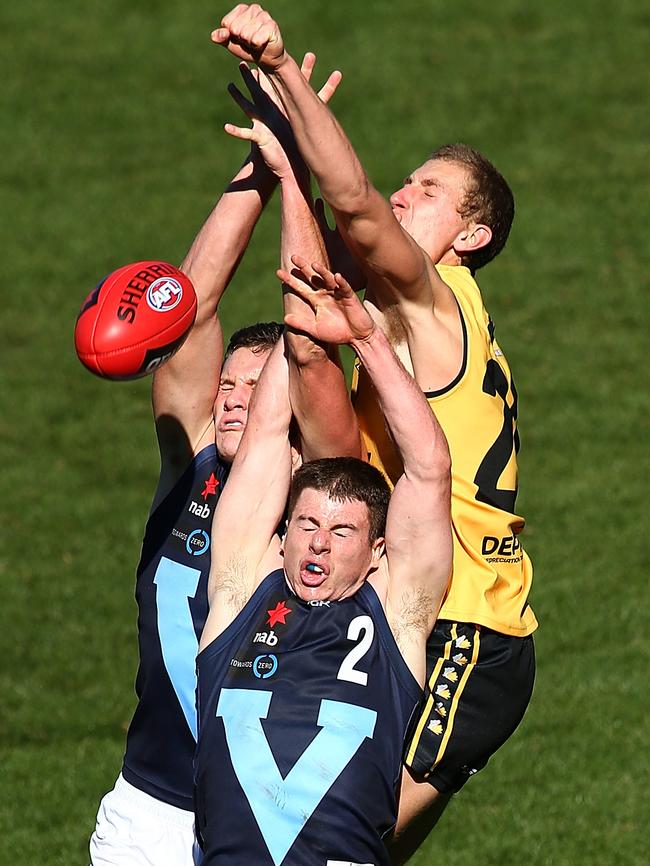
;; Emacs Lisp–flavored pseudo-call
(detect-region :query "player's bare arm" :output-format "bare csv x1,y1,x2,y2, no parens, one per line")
270,90,363,463
364,324,452,685
282,264,452,685
283,255,363,463
228,57,362,461
212,8,423,289
152,134,277,494
200,338,291,650
280,223,363,464
212,6,470,390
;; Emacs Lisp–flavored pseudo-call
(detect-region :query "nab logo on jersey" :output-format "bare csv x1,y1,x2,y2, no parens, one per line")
188,500,211,519
253,630,278,646
146,277,184,312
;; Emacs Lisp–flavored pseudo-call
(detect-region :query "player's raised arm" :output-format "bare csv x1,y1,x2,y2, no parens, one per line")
152,136,277,492
211,5,443,311
283,263,452,684
227,58,362,461
352,315,452,686
200,337,292,650
283,253,362,463
270,71,363,463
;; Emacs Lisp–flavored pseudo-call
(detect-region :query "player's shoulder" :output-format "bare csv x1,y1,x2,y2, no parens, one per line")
435,265,493,337
150,442,223,519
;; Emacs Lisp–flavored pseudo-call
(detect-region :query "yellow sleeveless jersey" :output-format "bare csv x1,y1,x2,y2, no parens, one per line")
352,265,537,636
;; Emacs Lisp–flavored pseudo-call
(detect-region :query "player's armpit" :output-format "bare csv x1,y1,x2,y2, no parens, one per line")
200,555,251,652
395,297,466,394
386,585,440,687
210,554,251,612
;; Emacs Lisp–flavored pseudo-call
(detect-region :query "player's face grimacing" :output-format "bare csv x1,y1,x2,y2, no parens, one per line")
282,489,384,602
389,159,471,263
213,346,272,463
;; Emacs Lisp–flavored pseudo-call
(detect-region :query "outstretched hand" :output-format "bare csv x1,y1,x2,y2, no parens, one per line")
280,256,375,346
212,4,286,71
225,56,342,178
225,64,289,174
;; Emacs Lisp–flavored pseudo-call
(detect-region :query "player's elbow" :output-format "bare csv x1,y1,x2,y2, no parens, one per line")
327,175,375,219
414,427,452,488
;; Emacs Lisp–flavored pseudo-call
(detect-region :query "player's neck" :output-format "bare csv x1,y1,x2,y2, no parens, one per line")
436,247,463,267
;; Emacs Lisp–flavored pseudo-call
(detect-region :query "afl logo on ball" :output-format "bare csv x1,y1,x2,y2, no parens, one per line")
146,277,184,312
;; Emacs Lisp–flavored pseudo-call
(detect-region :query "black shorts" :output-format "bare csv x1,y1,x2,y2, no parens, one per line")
404,620,535,794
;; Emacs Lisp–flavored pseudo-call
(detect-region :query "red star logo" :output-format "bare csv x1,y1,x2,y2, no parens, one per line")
201,473,220,500
267,601,292,627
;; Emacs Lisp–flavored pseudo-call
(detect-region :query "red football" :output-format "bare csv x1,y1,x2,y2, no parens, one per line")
74,261,197,380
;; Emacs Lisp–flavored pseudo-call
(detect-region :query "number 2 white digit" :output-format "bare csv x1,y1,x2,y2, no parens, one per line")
337,615,374,686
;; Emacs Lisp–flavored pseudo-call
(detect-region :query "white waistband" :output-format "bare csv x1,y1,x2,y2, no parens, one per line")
112,774,195,829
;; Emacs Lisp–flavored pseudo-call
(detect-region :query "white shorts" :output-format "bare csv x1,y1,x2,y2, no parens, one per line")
89,774,201,866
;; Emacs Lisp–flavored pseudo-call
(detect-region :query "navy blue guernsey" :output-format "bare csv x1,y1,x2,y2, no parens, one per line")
195,569,422,866
122,444,229,810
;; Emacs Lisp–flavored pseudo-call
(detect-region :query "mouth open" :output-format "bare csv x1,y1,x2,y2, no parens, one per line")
299,559,329,587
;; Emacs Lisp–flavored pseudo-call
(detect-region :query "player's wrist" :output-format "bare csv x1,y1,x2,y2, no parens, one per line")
349,320,379,353
265,50,298,81
277,163,311,198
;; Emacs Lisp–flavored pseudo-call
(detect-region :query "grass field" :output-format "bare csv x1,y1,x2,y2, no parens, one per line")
1,1,648,864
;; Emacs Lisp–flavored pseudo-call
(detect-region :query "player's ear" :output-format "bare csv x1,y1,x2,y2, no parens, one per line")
454,223,492,253
371,536,385,563
290,444,302,474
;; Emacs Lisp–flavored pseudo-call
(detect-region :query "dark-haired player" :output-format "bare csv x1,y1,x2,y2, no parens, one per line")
88,51,342,866
213,7,537,860
194,264,452,866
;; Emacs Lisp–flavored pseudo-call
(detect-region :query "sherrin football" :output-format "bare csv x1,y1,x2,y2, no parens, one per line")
75,261,197,380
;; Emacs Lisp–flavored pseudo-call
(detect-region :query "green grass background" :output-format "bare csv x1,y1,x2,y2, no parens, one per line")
1,0,648,863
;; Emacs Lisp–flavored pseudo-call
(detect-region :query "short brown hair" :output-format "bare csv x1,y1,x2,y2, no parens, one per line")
224,321,283,360
288,457,390,542
430,143,514,272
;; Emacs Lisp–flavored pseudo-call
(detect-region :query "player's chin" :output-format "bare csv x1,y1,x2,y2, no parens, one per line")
288,570,329,601
215,429,243,463
295,583,330,602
